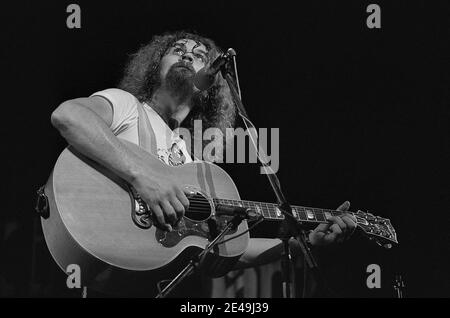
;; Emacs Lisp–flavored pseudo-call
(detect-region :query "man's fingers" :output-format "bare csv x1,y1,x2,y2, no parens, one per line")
312,202,355,246
160,200,178,225
315,222,332,233
323,231,340,245
315,215,347,234
150,204,172,232
342,214,357,239
179,188,191,211
328,216,347,235
330,223,343,236
170,197,186,221
345,212,357,224
342,214,356,230
311,203,356,246
336,200,350,212
329,224,345,243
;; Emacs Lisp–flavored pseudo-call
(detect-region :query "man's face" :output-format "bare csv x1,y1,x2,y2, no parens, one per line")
158,39,209,101
160,39,209,78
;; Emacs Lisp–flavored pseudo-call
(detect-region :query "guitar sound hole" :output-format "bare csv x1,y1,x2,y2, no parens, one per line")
185,192,212,222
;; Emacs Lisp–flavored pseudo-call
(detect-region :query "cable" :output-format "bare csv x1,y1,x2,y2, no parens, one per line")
231,54,242,100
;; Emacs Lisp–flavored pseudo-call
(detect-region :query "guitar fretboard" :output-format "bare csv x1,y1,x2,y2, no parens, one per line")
213,198,352,223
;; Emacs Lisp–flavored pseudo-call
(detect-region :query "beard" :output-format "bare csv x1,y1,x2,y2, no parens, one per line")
164,62,196,104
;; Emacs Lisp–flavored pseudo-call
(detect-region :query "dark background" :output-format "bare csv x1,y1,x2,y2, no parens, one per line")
1,0,449,297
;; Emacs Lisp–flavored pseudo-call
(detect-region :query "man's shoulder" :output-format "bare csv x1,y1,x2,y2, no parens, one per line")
91,88,140,104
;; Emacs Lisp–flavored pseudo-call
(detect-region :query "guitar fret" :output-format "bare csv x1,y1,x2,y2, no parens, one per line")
266,203,276,219
291,206,298,219
304,207,316,221
294,206,307,221
211,198,397,246
274,206,283,219
331,210,341,217
253,204,263,215
314,208,326,222
241,201,250,208
261,205,271,219
248,201,263,218
262,204,270,218
214,199,351,223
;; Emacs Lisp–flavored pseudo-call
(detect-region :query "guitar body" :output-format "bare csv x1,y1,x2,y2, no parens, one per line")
42,140,249,296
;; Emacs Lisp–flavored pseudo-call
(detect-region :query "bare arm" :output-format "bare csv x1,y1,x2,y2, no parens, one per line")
52,96,138,183
51,96,189,230
234,238,302,269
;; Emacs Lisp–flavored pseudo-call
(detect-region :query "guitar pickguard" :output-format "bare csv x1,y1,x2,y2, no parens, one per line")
155,218,209,247
155,216,238,248
129,185,238,248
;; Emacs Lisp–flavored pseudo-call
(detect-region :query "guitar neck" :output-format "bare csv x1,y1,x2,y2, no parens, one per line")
213,198,351,224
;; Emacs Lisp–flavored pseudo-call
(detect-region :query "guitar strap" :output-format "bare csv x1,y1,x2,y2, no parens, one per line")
136,101,158,155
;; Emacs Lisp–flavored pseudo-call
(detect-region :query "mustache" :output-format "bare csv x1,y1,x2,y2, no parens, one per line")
170,61,195,74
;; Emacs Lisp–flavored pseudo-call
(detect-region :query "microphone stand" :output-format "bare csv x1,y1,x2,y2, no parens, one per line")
155,213,246,298
220,50,322,298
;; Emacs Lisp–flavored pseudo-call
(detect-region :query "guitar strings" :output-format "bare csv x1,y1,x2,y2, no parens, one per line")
190,198,347,215
187,198,350,219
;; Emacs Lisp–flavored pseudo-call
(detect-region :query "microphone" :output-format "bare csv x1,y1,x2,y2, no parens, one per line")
194,48,236,91
215,204,260,220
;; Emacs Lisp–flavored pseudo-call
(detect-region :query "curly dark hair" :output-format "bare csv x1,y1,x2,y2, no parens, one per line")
119,30,236,139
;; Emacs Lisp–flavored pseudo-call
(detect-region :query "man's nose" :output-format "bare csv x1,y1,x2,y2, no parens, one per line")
181,53,194,64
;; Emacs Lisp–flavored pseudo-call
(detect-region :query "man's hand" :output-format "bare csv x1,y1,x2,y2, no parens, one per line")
132,163,190,232
308,201,357,246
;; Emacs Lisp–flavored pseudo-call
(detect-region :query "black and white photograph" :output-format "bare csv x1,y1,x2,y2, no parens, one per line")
1,0,449,302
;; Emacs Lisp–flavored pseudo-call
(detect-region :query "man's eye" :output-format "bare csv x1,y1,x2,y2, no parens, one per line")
195,54,206,63
173,47,184,54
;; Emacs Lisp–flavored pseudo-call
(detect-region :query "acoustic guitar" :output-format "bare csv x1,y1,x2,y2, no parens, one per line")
38,140,397,295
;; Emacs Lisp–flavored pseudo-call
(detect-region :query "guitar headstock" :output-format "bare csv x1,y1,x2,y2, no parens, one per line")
354,210,398,248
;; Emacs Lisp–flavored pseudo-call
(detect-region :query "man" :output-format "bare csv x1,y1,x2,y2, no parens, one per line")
50,30,357,297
